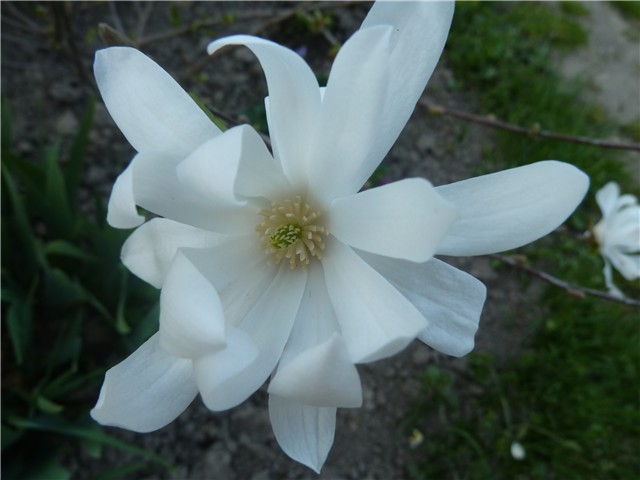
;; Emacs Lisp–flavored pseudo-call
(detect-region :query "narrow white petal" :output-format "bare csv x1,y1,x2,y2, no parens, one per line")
195,265,307,411
322,241,427,363
269,267,362,407
90,333,197,433
159,252,226,358
94,47,220,157
106,160,145,229
436,161,589,256
595,181,621,218
132,151,256,234
176,125,291,207
360,252,487,357
602,257,624,297
269,395,336,474
122,218,226,289
360,0,454,180
278,266,339,364
607,248,640,281
329,178,457,262
269,333,361,408
306,26,392,203
193,326,260,399
207,36,321,186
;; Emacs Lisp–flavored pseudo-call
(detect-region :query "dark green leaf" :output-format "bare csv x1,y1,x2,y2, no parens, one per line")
4,282,36,365
189,92,228,130
115,268,130,335
88,463,149,480
1,424,24,450
44,142,74,235
170,3,181,27
66,99,95,208
44,240,100,262
83,438,103,459
9,416,172,468
44,268,88,309
2,97,12,153
44,368,104,399
2,164,42,272
125,302,159,350
36,396,64,414
26,458,71,480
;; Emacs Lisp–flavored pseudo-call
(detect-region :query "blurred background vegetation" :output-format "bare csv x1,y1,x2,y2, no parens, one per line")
2,1,639,479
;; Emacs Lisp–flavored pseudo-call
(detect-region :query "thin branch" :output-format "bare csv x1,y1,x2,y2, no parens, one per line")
296,10,340,46
2,2,46,33
179,1,357,82
420,100,640,152
490,253,640,308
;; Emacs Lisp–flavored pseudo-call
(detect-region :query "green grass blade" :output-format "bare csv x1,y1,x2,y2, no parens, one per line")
9,416,172,469
66,99,96,208
2,97,12,154
44,142,74,236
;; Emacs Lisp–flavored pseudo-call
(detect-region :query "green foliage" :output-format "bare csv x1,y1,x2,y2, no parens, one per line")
409,294,639,479
620,119,640,143
1,99,163,478
446,1,634,197
410,3,639,479
610,1,640,20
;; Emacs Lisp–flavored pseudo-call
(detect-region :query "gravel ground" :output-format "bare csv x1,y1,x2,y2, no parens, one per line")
2,2,633,479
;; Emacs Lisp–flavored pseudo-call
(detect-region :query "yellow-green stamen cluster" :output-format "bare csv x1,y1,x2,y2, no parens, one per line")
256,196,328,269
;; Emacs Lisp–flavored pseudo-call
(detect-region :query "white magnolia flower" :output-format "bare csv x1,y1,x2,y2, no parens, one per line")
593,181,640,296
90,1,589,471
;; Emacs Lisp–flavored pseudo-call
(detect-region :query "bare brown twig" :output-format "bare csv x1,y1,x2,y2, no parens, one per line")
420,100,640,152
490,253,640,308
179,1,356,82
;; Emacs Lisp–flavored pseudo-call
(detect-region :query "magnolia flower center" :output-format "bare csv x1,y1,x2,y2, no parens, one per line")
256,196,328,269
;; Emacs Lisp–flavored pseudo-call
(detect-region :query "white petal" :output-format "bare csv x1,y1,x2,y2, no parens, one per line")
193,326,260,399
360,252,487,357
277,265,339,364
207,36,320,186
94,47,220,157
329,178,457,262
596,181,621,218
268,266,362,407
321,241,427,363
180,235,269,296
195,264,307,411
602,257,624,297
607,207,640,249
106,160,145,229
359,0,454,180
306,26,392,204
269,395,336,474
176,125,291,205
436,161,590,256
269,333,361,408
122,218,226,288
607,248,640,281
90,333,197,433
159,252,226,358
131,151,256,234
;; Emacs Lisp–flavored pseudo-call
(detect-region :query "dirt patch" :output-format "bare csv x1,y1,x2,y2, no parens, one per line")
553,1,640,182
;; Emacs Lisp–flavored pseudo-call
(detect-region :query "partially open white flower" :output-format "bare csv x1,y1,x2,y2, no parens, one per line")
593,181,640,296
90,1,589,471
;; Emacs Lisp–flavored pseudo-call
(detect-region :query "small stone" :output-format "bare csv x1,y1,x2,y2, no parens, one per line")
54,110,79,136
49,79,83,103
